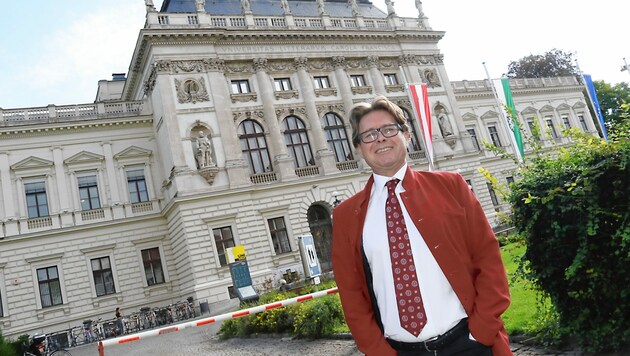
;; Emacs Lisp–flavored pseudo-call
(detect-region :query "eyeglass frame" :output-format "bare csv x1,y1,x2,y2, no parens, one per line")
356,124,404,144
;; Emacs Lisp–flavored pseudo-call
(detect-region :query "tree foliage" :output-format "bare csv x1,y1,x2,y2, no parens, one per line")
507,49,579,79
506,109,630,353
593,80,630,127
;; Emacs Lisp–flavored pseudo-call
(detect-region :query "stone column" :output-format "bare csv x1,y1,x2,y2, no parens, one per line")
0,152,18,235
203,58,250,187
367,56,386,96
332,56,355,113
51,146,73,227
294,57,337,174
253,58,297,181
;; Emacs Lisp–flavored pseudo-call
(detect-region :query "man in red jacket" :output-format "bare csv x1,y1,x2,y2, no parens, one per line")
332,96,512,355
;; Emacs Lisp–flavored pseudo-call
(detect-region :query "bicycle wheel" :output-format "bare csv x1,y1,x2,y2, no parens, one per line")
51,350,72,356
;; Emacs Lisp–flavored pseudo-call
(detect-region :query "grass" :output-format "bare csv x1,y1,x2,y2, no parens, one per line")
500,242,545,335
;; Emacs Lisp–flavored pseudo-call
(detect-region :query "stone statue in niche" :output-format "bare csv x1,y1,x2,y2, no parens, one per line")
195,131,214,168
423,68,441,88
437,108,454,137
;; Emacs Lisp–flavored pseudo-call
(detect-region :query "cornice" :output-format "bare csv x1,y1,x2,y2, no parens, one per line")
0,118,153,137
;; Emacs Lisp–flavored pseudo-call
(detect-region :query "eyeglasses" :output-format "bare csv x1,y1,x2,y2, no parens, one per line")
357,124,402,144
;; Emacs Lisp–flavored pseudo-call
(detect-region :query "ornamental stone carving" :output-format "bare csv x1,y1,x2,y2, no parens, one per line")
253,58,268,72
143,67,158,97
399,54,417,66
155,60,173,73
294,57,308,70
423,68,441,88
174,60,204,73
203,58,225,72
366,56,379,68
175,77,210,104
332,56,346,69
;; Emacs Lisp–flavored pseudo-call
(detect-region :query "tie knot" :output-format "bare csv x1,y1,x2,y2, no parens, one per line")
386,179,400,193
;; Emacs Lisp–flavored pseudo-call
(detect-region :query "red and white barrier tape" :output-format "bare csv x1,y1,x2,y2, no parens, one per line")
98,287,338,355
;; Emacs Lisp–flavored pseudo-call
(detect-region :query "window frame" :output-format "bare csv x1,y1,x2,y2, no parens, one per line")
231,79,251,94
323,113,354,162
282,116,314,168
126,166,149,204
238,119,273,174
402,109,423,152
313,76,330,89
487,183,500,207
77,172,101,211
546,118,559,138
578,114,588,131
267,217,292,255
467,127,481,151
350,74,367,87
36,266,64,308
24,178,49,218
91,256,116,297
212,226,236,267
141,247,166,287
384,73,398,85
487,125,502,147
0,267,5,317
273,77,292,91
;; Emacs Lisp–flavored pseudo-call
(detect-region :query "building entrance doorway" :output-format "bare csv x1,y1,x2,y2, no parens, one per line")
307,204,332,273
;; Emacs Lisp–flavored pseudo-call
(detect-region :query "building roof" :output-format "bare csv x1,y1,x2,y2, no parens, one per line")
160,0,387,18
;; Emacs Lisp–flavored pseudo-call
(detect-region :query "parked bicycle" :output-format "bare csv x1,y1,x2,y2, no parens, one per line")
22,333,72,356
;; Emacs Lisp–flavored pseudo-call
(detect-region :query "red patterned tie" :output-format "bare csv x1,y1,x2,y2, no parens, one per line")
385,179,427,336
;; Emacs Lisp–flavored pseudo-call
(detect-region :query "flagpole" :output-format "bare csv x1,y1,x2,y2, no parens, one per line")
575,57,608,140
400,66,435,171
482,62,524,163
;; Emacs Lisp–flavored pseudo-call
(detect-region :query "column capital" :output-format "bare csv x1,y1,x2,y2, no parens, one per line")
253,58,268,72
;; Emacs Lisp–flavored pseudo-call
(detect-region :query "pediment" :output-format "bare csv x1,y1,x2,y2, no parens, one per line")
539,105,554,113
557,103,571,111
461,112,478,121
11,156,54,171
521,106,537,115
572,102,586,109
65,151,104,165
114,146,152,159
480,110,500,120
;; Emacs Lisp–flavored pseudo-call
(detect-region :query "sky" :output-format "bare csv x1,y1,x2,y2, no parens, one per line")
1,0,629,109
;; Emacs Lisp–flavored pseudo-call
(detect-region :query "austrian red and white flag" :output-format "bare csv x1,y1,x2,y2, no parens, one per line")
407,83,434,170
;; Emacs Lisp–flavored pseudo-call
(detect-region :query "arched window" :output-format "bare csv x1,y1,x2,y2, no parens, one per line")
307,204,332,273
282,116,314,168
238,119,272,174
323,113,354,162
402,108,423,152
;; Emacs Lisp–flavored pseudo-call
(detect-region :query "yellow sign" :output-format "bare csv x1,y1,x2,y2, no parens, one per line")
233,245,246,261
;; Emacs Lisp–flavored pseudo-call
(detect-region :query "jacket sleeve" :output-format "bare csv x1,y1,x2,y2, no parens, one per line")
450,173,512,355
332,205,396,356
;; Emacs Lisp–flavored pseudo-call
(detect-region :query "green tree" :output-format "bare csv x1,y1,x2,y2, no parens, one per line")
593,80,630,127
507,49,579,78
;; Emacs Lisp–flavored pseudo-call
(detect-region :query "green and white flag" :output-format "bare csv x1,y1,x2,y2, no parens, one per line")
492,77,525,162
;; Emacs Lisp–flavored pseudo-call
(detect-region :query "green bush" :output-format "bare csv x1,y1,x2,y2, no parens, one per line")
218,279,344,339
507,115,630,353
0,329,19,356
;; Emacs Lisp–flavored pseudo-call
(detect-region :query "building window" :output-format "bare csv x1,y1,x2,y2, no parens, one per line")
323,113,353,162
467,128,481,151
488,125,502,147
313,76,330,89
78,174,101,211
238,119,272,174
141,247,165,286
578,114,588,131
231,80,251,94
268,217,291,254
213,226,235,266
0,289,3,317
25,180,49,218
546,118,558,138
487,183,499,206
37,266,63,308
402,109,422,152
465,179,475,194
506,176,515,185
562,116,571,129
282,116,314,168
350,74,366,87
273,78,292,91
384,73,398,85
126,167,149,203
91,257,116,297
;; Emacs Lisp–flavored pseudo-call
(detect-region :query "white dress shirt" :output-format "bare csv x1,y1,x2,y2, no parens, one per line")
362,165,468,342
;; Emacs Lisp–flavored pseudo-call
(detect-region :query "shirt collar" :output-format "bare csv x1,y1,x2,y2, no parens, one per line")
372,165,407,194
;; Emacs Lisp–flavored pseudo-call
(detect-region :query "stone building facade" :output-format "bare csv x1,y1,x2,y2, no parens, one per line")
0,0,600,337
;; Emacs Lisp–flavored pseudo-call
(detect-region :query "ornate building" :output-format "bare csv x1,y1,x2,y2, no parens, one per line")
0,0,600,337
